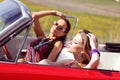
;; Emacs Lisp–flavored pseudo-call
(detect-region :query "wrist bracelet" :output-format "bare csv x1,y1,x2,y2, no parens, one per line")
90,49,100,57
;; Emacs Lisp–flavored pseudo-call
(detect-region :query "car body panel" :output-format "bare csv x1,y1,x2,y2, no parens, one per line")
0,62,120,80
0,0,32,46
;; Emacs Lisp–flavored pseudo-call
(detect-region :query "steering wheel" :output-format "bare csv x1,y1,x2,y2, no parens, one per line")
2,45,12,59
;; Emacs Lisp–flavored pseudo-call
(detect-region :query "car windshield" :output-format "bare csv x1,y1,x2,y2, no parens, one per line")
0,1,22,31
0,17,4,31
0,0,33,62
0,29,27,62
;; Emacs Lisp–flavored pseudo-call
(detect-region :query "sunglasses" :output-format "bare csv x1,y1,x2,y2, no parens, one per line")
53,21,65,31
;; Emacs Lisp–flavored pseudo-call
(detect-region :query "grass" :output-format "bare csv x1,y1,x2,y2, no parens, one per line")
21,0,120,43
1,0,120,43
76,0,120,6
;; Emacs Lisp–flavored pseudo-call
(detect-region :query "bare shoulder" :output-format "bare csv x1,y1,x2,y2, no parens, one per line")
54,40,63,47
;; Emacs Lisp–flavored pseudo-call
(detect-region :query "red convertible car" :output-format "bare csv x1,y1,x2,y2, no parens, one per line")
0,0,120,80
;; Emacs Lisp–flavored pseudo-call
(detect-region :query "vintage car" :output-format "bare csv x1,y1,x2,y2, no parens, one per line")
0,0,120,80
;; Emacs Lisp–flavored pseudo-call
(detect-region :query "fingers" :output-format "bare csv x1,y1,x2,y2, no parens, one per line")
87,33,96,38
87,33,97,43
55,11,66,19
87,33,97,49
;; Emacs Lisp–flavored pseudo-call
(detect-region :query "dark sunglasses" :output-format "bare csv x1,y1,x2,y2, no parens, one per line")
53,21,65,31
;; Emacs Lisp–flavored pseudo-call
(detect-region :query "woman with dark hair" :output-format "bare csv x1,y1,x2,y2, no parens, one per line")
24,10,71,63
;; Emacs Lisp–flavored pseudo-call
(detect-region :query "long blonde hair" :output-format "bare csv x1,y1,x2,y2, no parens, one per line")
78,30,91,65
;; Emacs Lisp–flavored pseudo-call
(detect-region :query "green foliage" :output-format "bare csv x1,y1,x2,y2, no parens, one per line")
0,0,3,2
17,0,120,43
76,0,120,6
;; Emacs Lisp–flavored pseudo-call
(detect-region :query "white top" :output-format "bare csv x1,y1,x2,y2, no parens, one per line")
56,47,74,62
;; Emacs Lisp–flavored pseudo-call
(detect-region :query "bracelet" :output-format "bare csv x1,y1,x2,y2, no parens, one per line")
90,49,100,57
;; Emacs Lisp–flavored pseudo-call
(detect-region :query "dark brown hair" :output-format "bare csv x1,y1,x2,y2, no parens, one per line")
58,18,71,44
